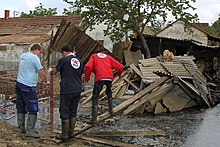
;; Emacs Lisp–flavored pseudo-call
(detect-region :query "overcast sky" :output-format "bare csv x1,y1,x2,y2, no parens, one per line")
0,0,219,24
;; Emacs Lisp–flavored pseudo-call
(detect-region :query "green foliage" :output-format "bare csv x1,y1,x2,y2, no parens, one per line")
63,0,198,43
20,3,57,17
62,0,81,15
208,15,220,37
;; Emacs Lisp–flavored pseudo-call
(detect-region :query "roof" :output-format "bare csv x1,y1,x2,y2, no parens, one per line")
0,15,82,44
48,20,113,64
156,19,220,42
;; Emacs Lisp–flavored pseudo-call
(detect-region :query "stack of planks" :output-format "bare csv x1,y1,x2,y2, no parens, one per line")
80,55,214,115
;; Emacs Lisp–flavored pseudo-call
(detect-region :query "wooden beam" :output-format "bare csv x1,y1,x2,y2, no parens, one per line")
123,77,139,91
76,135,142,147
86,130,166,137
130,64,142,77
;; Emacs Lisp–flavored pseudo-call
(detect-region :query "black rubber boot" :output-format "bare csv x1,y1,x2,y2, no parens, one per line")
68,117,76,138
25,114,40,138
88,105,98,124
17,113,26,133
108,97,113,115
56,119,70,141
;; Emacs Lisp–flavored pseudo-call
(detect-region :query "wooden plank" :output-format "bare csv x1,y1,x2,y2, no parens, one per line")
193,78,210,107
148,82,173,106
114,72,132,98
154,102,168,114
184,100,197,108
130,64,142,77
162,85,192,112
123,77,139,91
112,72,129,98
77,136,142,147
145,101,155,112
134,103,147,115
86,130,166,137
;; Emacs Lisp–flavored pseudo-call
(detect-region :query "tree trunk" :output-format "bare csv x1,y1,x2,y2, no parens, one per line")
136,30,151,58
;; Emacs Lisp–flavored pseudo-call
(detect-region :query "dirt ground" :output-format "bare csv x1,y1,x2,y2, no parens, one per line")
1,92,220,147
0,106,207,147
0,120,93,147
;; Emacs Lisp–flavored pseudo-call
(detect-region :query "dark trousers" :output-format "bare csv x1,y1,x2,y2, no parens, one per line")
92,80,112,105
59,93,81,119
16,81,38,115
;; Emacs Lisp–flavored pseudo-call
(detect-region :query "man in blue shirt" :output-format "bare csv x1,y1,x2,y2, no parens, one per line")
16,44,47,138
51,45,84,141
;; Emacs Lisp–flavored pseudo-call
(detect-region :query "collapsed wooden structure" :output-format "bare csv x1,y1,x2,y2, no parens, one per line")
81,55,214,115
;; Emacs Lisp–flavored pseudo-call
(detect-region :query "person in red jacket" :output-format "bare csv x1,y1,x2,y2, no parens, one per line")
84,46,123,124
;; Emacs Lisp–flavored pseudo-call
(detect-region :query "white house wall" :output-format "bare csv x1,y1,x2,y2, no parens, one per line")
86,23,113,51
0,41,51,64
157,20,208,45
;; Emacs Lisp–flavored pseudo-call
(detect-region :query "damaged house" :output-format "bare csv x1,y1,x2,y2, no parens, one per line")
47,18,219,118
146,19,220,81
79,19,220,118
0,10,82,67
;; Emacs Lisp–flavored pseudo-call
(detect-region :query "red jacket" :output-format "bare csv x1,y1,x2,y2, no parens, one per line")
84,52,123,83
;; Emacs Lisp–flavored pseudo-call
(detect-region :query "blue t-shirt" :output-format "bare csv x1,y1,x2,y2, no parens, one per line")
17,52,43,87
56,55,83,94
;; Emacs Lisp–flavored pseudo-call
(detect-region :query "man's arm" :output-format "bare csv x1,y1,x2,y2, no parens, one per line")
50,68,58,75
110,57,123,77
38,69,47,83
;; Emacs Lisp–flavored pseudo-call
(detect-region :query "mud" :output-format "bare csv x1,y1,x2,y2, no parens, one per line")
77,102,220,147
1,95,220,146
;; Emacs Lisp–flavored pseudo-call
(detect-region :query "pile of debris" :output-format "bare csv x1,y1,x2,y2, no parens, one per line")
81,55,214,115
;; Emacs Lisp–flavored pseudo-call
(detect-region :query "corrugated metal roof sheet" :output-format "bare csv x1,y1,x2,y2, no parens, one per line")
145,34,220,49
0,15,82,44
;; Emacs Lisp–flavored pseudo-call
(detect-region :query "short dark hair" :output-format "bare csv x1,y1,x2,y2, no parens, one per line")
62,45,73,52
98,46,105,52
30,44,41,51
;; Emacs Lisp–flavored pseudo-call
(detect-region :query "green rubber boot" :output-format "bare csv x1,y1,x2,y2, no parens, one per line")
68,117,76,138
17,113,26,133
88,105,98,124
25,114,40,138
56,119,70,141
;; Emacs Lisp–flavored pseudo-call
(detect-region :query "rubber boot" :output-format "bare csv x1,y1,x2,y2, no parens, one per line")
56,119,70,141
88,105,98,124
25,114,40,138
17,113,26,133
68,117,76,138
108,97,113,115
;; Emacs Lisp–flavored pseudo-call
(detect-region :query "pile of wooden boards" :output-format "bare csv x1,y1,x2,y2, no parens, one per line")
81,55,214,115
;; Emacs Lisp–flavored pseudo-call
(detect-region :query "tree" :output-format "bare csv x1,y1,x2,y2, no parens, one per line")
208,14,220,38
21,3,57,17
64,0,198,58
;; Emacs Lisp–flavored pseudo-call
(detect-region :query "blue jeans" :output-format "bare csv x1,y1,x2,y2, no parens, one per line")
16,81,38,115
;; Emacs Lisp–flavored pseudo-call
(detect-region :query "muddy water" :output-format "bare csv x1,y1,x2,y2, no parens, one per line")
81,104,220,147
184,105,220,147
